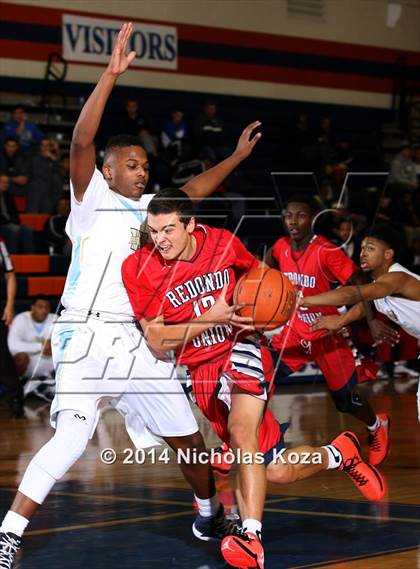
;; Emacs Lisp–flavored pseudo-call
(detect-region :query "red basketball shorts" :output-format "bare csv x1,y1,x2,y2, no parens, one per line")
271,326,356,391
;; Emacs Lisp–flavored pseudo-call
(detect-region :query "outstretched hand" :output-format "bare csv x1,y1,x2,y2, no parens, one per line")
107,22,137,76
369,318,400,347
233,121,262,160
310,314,343,336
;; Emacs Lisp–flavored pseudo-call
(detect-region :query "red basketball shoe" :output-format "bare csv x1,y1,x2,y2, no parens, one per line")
210,443,233,477
221,530,264,568
331,431,386,501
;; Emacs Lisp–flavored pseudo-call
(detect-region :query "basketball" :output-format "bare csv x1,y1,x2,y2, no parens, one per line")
233,267,296,331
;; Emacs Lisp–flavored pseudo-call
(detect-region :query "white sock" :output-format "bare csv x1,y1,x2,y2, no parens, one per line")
0,511,29,537
367,416,381,432
242,518,262,537
323,445,343,469
195,494,220,518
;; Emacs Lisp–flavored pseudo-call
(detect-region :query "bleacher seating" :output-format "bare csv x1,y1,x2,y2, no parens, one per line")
8,254,69,314
19,214,49,231
0,82,394,318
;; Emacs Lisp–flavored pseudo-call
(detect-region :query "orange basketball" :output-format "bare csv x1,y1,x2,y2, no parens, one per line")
233,267,296,331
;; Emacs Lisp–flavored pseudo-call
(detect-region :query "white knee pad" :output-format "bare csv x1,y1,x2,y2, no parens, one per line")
19,410,95,504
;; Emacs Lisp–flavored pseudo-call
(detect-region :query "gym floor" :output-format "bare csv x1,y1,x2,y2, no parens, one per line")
1,380,419,568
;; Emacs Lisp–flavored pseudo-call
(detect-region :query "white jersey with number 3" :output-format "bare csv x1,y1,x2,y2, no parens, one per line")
374,263,420,339
62,168,152,316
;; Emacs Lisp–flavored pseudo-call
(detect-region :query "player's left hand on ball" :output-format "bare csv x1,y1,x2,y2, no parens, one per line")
230,312,255,332
208,285,254,330
233,121,262,159
370,318,400,347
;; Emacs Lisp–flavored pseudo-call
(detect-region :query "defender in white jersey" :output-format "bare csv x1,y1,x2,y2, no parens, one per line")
0,23,262,567
299,224,420,420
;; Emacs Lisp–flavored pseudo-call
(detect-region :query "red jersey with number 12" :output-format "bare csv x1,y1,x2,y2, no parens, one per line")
271,235,357,340
122,224,258,366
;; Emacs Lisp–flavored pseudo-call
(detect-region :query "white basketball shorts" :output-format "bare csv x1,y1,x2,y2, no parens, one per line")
50,310,198,447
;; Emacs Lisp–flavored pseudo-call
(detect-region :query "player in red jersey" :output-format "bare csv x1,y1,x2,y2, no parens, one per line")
122,189,386,569
266,194,390,466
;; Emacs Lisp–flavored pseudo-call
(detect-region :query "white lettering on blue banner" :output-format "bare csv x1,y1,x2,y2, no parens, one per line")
62,15,177,70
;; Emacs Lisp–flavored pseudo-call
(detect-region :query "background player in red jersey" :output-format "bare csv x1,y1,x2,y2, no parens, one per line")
266,194,390,466
122,189,386,569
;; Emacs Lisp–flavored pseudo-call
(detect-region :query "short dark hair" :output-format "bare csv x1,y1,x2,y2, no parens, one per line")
367,223,402,259
336,217,351,228
148,188,195,226
104,134,144,161
31,294,50,305
3,136,19,145
285,193,319,215
12,104,25,112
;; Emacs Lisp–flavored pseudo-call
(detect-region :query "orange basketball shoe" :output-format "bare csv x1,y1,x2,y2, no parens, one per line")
210,443,233,478
331,431,386,501
368,414,390,466
221,531,264,569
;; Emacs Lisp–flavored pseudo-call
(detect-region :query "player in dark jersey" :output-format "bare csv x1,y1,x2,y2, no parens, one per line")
266,194,390,466
122,189,386,569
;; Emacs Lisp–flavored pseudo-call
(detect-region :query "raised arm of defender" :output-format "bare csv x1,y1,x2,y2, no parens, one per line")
70,22,261,203
181,121,262,200
70,23,136,201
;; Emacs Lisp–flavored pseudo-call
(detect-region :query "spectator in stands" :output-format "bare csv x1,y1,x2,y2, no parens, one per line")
59,153,70,194
413,144,420,180
117,98,158,157
0,238,24,418
412,237,420,272
287,111,314,166
0,137,30,197
27,137,62,213
0,105,44,152
316,115,336,146
43,196,71,255
389,141,418,193
161,108,191,161
376,193,396,224
0,174,35,254
331,217,361,261
193,100,231,162
399,191,420,246
301,115,336,177
8,295,56,402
